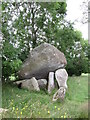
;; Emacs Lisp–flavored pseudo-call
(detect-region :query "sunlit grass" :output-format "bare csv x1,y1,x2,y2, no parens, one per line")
2,75,88,118
81,73,88,76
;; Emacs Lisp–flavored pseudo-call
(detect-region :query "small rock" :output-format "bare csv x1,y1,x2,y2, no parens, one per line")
0,108,8,113
37,79,47,90
14,77,40,91
52,87,66,101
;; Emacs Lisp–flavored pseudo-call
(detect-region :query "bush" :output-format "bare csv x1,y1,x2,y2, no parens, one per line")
66,57,88,76
2,59,22,81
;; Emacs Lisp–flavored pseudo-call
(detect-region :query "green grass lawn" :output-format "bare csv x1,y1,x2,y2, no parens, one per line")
1,75,88,118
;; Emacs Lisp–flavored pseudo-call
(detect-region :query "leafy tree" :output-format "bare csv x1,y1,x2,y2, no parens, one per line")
80,0,89,24
81,40,90,73
2,2,22,81
53,24,89,76
66,39,89,76
2,2,89,81
2,2,67,80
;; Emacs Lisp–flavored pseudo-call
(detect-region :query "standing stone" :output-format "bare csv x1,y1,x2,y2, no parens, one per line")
53,69,68,101
48,72,55,94
18,43,67,80
55,69,68,89
37,79,47,90
14,77,40,91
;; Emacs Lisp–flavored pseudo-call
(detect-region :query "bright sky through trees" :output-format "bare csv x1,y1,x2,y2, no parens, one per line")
66,0,88,39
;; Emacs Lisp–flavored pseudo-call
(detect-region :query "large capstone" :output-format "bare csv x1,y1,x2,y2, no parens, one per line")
18,43,67,80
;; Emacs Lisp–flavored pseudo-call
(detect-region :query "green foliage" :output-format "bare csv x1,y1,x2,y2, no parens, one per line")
53,24,89,76
2,2,67,80
2,2,89,80
66,46,89,76
2,58,22,80
2,75,88,118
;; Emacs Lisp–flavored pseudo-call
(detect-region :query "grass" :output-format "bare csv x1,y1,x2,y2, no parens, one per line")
1,75,88,118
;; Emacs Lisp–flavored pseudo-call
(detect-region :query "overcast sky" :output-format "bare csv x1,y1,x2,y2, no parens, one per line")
65,0,88,40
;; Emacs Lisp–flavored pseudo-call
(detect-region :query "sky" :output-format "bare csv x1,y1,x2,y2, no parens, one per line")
65,0,88,40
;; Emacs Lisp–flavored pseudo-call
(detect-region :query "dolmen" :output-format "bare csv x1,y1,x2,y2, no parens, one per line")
15,43,68,101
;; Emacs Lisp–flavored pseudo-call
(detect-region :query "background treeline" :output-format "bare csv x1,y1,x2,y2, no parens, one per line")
1,2,89,81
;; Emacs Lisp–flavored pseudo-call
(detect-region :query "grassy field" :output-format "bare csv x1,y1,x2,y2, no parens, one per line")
1,75,88,119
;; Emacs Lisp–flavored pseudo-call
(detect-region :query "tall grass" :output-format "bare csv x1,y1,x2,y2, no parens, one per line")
1,75,88,118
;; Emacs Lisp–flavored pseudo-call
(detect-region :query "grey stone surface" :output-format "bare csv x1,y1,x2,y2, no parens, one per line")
52,69,68,101
52,87,66,101
18,43,67,80
37,79,47,90
0,108,8,113
15,77,40,91
55,69,68,89
48,72,55,94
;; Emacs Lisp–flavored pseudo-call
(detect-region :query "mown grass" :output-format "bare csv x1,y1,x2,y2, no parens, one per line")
1,75,88,118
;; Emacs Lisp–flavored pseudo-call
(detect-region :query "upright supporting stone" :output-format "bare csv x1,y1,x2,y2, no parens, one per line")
48,72,55,94
53,69,68,101
55,69,68,89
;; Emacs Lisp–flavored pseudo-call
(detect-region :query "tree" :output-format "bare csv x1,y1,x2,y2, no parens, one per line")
80,0,89,24
66,39,89,76
2,2,89,80
2,2,23,81
54,24,89,76
2,2,67,80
